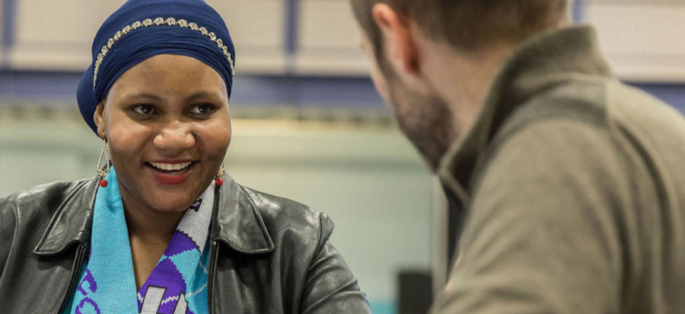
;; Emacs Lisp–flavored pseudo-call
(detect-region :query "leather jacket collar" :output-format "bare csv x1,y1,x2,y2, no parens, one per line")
33,175,275,256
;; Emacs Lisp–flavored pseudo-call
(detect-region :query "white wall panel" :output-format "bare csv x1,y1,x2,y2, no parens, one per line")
11,0,125,70
207,0,287,74
10,0,287,74
296,0,370,75
587,2,685,82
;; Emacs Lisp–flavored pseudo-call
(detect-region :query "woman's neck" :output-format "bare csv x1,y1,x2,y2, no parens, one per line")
124,204,184,244
118,186,186,244
121,194,186,290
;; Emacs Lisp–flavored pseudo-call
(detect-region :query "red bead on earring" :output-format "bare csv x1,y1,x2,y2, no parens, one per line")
215,163,225,186
100,179,109,187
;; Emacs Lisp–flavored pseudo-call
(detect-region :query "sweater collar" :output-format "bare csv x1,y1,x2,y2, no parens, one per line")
438,25,613,205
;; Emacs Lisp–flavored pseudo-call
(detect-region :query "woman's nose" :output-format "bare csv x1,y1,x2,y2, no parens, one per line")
153,121,195,154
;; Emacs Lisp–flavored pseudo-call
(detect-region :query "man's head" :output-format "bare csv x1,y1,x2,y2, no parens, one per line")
352,0,569,170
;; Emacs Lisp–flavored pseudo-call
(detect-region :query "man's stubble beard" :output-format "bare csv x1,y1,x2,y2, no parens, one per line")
384,71,456,171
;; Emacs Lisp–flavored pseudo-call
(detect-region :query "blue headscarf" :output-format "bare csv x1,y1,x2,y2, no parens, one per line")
77,0,236,133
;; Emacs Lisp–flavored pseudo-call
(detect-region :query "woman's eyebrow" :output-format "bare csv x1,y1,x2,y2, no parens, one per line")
122,93,165,103
120,91,220,103
184,91,221,102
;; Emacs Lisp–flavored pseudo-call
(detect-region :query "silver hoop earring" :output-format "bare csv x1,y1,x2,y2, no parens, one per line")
97,140,111,187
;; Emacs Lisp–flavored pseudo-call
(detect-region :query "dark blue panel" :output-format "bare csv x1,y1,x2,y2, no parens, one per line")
193,75,385,108
1,0,17,67
573,0,584,22
3,70,681,113
0,71,83,104
0,71,385,108
285,0,298,56
631,83,685,112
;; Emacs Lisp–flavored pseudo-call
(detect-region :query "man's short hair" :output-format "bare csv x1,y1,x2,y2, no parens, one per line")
351,0,568,55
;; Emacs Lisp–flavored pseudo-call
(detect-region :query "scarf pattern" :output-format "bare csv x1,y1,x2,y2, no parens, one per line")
64,169,214,314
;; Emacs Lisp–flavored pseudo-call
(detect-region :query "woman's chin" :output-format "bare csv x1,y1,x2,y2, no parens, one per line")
140,170,208,209
145,193,197,214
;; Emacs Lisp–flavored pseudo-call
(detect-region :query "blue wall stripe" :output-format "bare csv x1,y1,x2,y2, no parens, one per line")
573,0,584,22
0,71,385,108
631,83,685,112
285,0,298,55
3,71,684,113
1,0,17,68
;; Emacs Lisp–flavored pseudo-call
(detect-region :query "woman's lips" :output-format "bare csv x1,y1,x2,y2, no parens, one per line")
146,161,195,185
149,161,192,171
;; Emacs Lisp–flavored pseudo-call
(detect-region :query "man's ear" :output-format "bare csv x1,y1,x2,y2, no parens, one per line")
372,4,420,75
93,101,107,140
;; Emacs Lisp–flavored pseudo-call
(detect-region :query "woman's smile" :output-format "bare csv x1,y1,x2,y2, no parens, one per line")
146,160,197,185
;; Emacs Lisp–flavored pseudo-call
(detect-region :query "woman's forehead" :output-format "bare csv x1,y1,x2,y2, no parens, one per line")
111,55,228,98
127,54,219,76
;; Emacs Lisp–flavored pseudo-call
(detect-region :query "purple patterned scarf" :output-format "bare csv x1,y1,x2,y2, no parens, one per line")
63,169,214,314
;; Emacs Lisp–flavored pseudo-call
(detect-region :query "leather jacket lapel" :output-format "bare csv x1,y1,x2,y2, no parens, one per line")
210,175,274,254
33,175,275,256
33,178,98,256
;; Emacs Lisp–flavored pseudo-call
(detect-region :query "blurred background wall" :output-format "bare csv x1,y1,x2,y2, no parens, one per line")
0,0,684,313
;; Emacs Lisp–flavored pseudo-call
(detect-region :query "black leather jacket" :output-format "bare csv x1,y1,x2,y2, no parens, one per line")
0,176,371,313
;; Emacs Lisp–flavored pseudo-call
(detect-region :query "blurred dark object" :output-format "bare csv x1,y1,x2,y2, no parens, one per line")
398,270,433,314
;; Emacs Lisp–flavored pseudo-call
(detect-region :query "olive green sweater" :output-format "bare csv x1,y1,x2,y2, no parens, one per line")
434,26,685,314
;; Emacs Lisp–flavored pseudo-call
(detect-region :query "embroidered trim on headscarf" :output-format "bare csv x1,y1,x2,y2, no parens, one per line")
93,16,236,89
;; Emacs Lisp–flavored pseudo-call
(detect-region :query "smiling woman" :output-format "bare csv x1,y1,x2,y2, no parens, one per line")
95,55,231,226
0,0,370,314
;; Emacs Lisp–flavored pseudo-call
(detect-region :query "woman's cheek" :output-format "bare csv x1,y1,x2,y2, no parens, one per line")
108,125,151,164
201,119,232,149
207,133,231,159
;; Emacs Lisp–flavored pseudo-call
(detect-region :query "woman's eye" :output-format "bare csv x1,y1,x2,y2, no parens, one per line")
132,104,155,115
190,104,215,115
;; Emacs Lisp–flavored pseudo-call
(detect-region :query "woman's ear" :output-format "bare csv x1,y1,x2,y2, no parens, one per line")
93,101,107,139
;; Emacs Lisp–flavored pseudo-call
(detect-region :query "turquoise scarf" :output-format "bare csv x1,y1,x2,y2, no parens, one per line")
63,169,213,314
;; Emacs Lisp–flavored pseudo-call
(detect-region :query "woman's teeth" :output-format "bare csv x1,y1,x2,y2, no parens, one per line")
149,162,192,172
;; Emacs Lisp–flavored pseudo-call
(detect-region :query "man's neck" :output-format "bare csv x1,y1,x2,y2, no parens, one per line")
423,41,516,139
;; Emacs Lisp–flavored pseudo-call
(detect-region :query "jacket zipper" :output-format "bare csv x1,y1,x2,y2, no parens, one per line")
57,243,88,314
208,240,220,314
